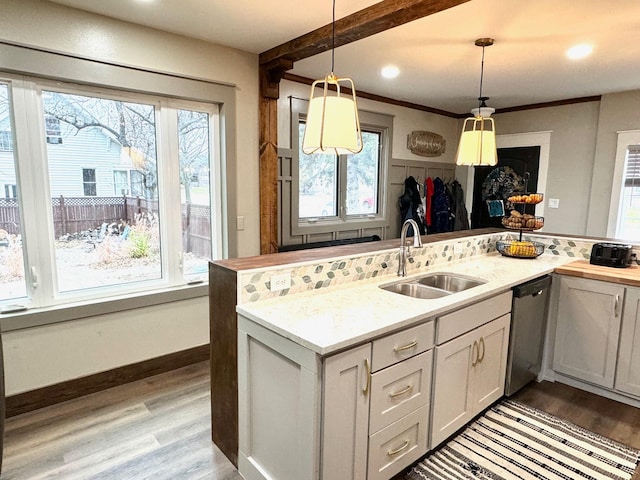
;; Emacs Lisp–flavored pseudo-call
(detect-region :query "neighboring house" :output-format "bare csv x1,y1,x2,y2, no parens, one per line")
0,111,145,199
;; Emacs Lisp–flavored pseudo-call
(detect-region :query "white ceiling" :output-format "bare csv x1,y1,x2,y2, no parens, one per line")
48,0,640,115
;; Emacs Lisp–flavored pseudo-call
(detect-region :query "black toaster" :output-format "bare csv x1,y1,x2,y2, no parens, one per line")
589,242,634,268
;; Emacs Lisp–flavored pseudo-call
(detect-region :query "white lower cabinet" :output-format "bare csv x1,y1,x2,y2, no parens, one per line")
553,276,623,388
239,291,515,480
430,293,512,449
615,287,640,396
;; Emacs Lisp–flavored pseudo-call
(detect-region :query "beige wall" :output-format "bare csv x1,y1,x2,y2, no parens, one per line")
588,90,640,236
493,101,601,235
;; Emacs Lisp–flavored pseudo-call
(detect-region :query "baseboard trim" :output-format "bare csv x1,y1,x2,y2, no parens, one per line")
6,344,210,417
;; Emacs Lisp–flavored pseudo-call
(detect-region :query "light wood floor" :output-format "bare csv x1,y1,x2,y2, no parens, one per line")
2,362,241,480
4,363,640,479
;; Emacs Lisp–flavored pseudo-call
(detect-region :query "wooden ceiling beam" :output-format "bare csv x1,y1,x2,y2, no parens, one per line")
259,0,472,66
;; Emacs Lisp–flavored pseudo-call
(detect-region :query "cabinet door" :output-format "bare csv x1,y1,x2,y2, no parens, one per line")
321,343,372,480
553,276,623,388
616,287,640,396
471,314,510,412
431,328,475,448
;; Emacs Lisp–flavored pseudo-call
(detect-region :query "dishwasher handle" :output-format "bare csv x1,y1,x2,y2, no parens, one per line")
513,275,551,298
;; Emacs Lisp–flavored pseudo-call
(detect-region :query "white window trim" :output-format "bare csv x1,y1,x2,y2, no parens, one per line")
0,43,237,329
290,100,392,236
607,129,640,238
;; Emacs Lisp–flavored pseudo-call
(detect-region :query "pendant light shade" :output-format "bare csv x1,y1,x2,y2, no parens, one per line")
455,38,498,167
302,0,363,155
303,73,362,155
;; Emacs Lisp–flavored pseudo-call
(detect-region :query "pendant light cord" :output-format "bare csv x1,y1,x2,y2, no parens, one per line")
331,0,336,73
478,44,486,111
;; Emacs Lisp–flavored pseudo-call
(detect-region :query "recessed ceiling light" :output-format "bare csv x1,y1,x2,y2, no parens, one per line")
566,44,593,60
381,65,399,79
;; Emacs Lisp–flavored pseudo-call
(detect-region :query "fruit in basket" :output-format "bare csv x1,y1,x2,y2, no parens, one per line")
507,241,537,257
507,193,543,204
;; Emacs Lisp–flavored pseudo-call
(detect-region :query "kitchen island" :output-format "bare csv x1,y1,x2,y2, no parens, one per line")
211,229,640,479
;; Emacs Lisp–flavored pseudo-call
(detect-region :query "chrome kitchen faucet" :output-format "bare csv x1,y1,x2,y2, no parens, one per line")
398,219,423,276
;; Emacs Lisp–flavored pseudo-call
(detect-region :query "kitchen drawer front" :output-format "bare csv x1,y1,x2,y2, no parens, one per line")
436,291,512,345
372,321,434,372
367,405,429,480
369,350,432,434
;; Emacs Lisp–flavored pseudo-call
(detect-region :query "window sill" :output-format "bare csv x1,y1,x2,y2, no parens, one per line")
0,284,208,332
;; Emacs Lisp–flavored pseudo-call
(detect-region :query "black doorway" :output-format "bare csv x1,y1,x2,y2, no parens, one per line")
471,146,541,229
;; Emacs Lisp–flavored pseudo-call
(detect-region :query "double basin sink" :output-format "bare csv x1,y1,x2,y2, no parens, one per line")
380,272,487,299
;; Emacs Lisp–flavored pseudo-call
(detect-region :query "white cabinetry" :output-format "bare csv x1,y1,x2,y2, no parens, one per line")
430,292,511,448
238,315,434,480
553,276,623,388
614,288,640,396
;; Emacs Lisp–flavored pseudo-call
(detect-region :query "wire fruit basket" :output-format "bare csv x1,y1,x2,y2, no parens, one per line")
496,240,545,259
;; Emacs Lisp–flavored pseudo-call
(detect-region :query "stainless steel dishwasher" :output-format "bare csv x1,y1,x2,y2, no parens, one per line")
505,275,551,396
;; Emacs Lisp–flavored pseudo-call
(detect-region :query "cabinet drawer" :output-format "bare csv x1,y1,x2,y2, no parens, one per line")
372,321,434,372
367,405,429,480
369,350,432,434
436,291,511,344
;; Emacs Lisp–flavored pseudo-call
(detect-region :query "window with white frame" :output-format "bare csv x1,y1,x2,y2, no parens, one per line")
291,103,391,235
0,74,224,308
618,145,640,239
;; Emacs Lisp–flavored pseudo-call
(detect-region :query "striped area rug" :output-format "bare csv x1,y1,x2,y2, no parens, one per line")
408,400,640,480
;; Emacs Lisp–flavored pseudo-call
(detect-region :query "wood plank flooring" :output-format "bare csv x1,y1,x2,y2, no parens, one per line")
4,362,640,479
3,362,241,480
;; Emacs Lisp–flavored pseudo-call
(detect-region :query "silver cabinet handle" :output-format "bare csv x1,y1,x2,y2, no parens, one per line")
394,340,418,352
615,294,621,317
478,337,486,363
471,340,479,367
387,439,410,456
389,384,413,398
363,358,371,395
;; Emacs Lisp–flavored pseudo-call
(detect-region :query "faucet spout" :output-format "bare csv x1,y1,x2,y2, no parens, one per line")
398,219,423,276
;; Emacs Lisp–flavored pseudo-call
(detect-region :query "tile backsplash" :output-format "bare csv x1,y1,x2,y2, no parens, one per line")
238,232,639,304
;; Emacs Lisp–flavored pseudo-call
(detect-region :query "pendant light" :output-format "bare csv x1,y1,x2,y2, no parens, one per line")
455,38,498,166
302,0,363,155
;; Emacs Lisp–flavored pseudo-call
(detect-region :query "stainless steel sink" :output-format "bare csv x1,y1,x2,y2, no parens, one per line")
380,272,486,299
381,283,453,299
415,273,486,292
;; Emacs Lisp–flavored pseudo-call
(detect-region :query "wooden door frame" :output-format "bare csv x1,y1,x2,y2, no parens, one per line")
257,0,471,253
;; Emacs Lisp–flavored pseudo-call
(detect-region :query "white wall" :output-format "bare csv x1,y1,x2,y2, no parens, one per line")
0,0,258,395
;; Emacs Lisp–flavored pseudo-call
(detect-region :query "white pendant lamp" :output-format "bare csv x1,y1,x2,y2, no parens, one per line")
302,0,363,155
455,38,498,167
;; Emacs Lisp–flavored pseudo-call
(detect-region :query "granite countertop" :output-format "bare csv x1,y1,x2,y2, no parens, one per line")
237,253,574,356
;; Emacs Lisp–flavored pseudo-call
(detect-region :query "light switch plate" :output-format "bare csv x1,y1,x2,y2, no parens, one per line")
548,198,560,208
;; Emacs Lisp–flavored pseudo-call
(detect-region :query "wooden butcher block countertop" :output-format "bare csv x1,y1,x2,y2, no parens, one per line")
555,259,640,287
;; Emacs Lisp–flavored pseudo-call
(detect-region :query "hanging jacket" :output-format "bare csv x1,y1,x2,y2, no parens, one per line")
425,177,434,227
398,176,426,235
431,177,451,233
452,180,470,230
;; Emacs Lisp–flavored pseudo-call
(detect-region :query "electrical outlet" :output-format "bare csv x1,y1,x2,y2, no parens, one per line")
270,273,291,292
452,242,462,256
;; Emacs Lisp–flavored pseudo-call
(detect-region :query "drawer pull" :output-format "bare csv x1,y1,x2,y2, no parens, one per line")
478,337,485,363
387,439,410,457
389,384,414,398
394,340,418,352
363,358,371,395
471,340,479,367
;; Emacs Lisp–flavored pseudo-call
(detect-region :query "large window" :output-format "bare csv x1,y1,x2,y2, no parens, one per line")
610,131,640,240
292,106,391,236
0,74,224,309
0,82,27,302
617,146,640,239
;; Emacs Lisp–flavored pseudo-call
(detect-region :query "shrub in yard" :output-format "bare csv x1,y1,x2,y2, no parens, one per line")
127,212,160,259
0,242,24,281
